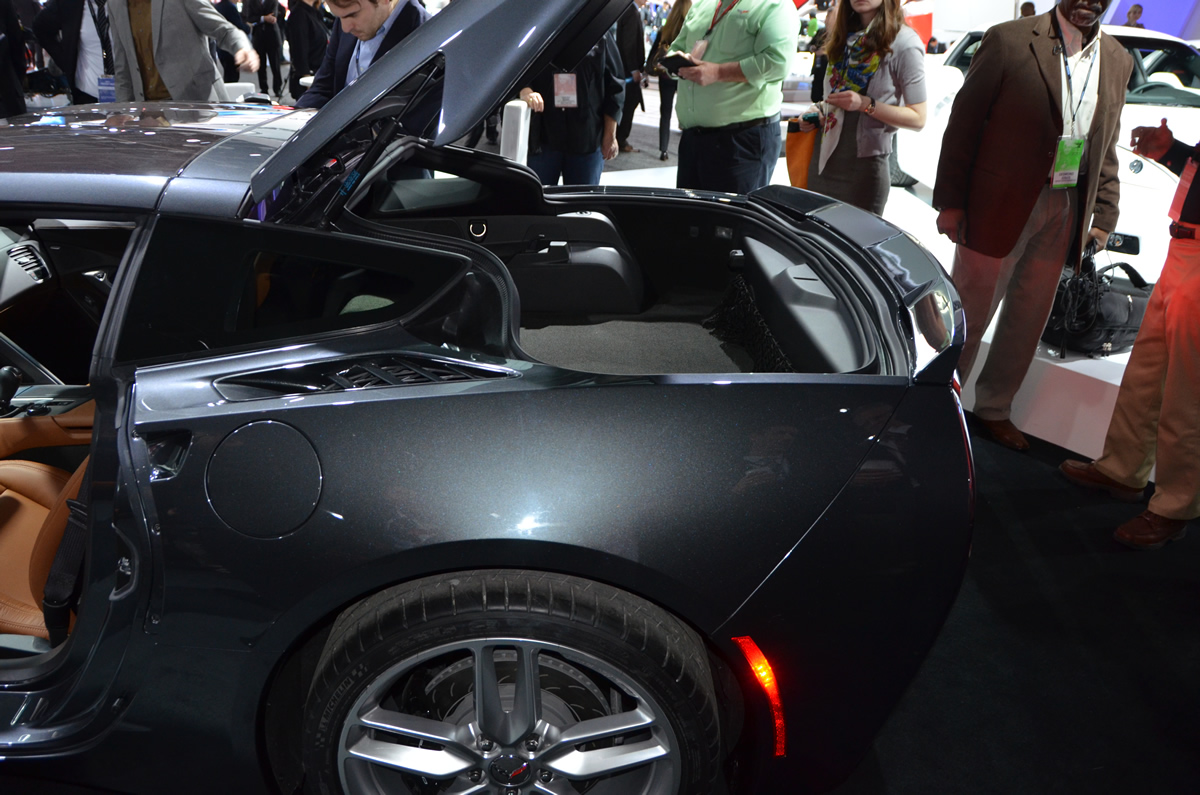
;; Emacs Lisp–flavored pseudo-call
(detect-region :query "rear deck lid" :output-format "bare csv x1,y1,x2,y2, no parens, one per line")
250,0,626,201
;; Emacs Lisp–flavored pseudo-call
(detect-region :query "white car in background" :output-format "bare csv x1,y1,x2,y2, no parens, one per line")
895,25,1200,283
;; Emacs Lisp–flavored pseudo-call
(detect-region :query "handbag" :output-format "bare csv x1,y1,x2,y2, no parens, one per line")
1041,253,1153,357
785,119,817,190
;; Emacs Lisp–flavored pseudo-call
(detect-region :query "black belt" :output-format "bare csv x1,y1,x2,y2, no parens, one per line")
1169,222,1196,239
691,114,780,135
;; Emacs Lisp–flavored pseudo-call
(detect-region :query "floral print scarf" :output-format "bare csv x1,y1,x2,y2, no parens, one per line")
818,28,883,174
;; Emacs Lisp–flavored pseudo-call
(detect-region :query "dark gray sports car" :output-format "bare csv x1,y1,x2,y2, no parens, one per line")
0,1,972,793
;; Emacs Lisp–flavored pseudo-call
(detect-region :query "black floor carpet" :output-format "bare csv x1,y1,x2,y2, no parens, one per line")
520,320,750,374
2,428,1197,794
831,425,1200,794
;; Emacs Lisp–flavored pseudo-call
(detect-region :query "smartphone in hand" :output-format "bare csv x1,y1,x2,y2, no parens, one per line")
660,53,695,76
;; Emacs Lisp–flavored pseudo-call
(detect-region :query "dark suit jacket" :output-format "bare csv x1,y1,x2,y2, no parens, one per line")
243,0,281,49
33,0,85,90
295,0,426,110
615,3,644,76
286,0,327,97
0,0,25,117
933,13,1133,261
214,0,249,36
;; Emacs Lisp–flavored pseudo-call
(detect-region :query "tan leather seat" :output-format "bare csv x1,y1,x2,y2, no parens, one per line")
0,459,88,639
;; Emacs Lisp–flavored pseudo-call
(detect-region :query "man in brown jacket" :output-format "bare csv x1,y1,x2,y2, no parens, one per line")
933,0,1132,451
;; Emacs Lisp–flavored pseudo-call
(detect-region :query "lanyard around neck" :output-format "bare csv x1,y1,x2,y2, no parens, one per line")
705,0,741,38
1052,13,1099,134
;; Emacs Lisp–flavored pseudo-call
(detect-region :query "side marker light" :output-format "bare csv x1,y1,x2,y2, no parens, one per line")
731,636,786,757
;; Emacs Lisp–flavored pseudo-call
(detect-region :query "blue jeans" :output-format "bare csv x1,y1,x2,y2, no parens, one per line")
676,117,782,194
528,148,604,186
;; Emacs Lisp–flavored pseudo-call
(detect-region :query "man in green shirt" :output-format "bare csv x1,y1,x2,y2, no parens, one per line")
673,0,796,193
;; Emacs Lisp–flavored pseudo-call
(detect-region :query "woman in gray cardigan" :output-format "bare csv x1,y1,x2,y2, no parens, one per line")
799,0,927,215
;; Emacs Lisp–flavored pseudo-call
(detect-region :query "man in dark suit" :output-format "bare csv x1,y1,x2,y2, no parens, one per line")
614,0,645,153
212,0,250,84
285,0,327,101
295,0,426,109
243,0,284,98
0,0,26,117
35,0,108,103
933,0,1131,451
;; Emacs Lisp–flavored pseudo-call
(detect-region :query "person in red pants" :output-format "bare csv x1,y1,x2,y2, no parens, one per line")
1060,118,1200,550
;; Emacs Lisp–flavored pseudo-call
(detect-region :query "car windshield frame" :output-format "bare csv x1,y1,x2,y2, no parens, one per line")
1120,35,1200,107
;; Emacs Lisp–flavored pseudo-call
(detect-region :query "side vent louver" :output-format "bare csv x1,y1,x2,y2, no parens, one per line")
215,355,516,401
8,245,50,283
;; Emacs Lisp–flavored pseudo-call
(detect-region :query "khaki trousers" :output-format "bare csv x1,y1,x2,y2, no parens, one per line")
1095,232,1200,521
952,185,1077,421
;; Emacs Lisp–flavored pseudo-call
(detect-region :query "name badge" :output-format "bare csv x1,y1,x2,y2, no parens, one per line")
1052,136,1085,189
553,73,578,108
97,75,117,103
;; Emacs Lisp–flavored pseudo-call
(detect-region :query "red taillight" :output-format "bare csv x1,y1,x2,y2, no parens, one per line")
731,636,786,757
952,374,962,395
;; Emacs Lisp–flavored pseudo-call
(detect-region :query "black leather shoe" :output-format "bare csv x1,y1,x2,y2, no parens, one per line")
660,151,669,161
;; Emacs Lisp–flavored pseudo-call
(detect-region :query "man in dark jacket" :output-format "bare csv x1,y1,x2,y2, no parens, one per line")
243,0,284,98
35,0,116,103
0,0,25,117
518,29,624,186
286,0,327,101
614,0,645,153
212,0,250,83
295,0,426,109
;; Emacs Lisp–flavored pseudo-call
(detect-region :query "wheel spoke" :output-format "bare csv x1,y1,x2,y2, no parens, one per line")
473,643,508,743
346,734,477,778
531,774,575,795
472,642,541,745
547,707,655,748
508,643,541,743
542,736,670,779
357,706,466,748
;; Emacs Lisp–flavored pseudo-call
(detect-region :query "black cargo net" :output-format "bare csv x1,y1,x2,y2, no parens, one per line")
703,276,795,374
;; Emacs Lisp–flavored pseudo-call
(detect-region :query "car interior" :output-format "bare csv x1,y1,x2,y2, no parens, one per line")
1124,38,1200,104
948,30,1200,106
338,146,882,377
0,219,111,659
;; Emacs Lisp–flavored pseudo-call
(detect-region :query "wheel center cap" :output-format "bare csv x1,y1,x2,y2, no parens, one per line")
489,753,532,787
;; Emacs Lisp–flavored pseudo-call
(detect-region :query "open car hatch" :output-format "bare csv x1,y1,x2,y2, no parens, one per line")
250,0,627,202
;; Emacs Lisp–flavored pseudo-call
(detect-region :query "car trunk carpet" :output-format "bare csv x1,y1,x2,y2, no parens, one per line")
519,320,754,375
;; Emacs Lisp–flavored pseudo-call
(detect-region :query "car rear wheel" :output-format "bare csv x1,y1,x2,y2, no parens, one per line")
301,570,722,795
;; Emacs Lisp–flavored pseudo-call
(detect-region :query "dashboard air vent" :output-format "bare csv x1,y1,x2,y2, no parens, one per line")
8,245,50,283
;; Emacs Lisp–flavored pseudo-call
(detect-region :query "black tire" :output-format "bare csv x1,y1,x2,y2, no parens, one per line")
302,570,722,795
889,135,917,188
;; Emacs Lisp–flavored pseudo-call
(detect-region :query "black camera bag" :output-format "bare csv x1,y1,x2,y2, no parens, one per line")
1041,257,1153,357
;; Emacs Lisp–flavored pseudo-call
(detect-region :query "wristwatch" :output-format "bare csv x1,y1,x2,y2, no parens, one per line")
863,94,877,115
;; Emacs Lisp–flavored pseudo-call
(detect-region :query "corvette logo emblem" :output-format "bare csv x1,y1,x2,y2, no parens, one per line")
489,754,533,786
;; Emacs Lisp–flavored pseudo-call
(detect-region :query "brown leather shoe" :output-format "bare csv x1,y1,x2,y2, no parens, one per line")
978,418,1029,451
1059,460,1144,502
1113,510,1188,550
